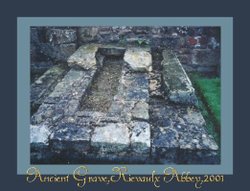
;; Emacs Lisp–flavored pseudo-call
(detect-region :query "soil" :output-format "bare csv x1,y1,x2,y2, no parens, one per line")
81,58,123,112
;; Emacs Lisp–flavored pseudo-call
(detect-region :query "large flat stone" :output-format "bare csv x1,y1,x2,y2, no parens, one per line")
30,124,51,145
91,123,130,152
114,71,149,102
50,122,92,154
131,101,149,121
107,66,150,122
45,68,96,103
124,48,152,72
162,50,198,105
67,44,99,69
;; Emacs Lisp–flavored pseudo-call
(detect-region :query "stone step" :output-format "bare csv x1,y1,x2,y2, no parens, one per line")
162,50,198,105
67,44,99,70
30,64,68,114
124,47,152,72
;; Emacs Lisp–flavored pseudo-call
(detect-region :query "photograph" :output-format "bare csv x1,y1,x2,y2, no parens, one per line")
30,26,221,165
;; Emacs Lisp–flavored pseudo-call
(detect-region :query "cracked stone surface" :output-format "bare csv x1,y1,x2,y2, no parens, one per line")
67,44,99,69
91,123,130,152
124,48,152,72
30,64,68,114
30,45,219,164
162,50,198,105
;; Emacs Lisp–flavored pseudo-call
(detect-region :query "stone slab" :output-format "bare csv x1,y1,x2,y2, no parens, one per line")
131,101,149,121
50,122,92,154
124,48,152,72
67,44,99,69
162,50,198,105
91,123,130,152
30,124,51,145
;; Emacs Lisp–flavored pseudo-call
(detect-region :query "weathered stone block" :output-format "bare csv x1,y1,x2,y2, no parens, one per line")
124,48,152,72
123,72,149,89
67,44,99,69
50,123,91,154
30,124,51,145
31,64,67,114
91,123,130,152
38,43,77,62
131,101,149,121
153,127,179,148
46,28,77,44
162,50,198,105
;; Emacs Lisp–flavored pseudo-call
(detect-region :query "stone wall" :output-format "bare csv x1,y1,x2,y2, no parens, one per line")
31,26,220,75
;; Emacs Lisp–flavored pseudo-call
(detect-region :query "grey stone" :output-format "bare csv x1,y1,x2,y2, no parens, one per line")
30,64,67,114
183,108,206,126
51,123,91,142
130,121,150,153
107,100,135,122
67,44,99,69
122,72,149,89
31,104,57,125
114,70,149,102
46,28,77,44
78,27,99,42
178,125,218,150
177,149,220,164
131,101,149,120
153,127,179,148
30,124,51,144
150,100,218,152
63,99,80,116
58,43,77,60
132,26,151,34
49,122,92,154
152,148,178,164
162,50,198,105
38,43,77,62
124,48,152,72
91,123,130,152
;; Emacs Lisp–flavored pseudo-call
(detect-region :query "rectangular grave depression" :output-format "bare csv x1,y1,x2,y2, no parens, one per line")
80,49,125,113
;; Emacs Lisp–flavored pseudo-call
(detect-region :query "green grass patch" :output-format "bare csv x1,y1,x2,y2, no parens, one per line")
196,78,220,124
189,73,221,145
